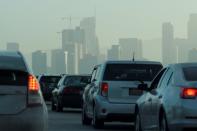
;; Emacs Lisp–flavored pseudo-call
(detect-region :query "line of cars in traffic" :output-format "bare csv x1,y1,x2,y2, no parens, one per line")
2,51,197,131
39,60,197,131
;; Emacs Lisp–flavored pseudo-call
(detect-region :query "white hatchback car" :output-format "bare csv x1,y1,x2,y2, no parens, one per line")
0,51,48,131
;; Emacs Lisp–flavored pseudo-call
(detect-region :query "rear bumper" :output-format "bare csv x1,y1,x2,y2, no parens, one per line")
0,104,48,131
43,93,52,101
95,96,136,122
61,95,82,108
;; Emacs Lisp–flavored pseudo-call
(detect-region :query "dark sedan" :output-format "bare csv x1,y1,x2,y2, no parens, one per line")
38,75,62,101
51,75,91,112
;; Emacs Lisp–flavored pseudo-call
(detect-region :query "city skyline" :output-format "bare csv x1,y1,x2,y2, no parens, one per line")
1,0,197,58
9,13,197,75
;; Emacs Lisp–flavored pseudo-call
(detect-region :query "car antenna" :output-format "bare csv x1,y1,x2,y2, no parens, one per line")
132,52,135,61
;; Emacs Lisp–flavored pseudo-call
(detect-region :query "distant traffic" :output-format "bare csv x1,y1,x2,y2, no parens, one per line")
1,51,197,131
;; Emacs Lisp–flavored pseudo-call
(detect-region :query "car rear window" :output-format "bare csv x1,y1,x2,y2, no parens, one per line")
183,67,197,81
40,76,61,84
0,56,26,71
64,76,91,86
103,64,162,81
0,70,28,86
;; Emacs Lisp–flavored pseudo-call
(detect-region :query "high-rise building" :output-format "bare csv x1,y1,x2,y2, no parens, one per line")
64,44,78,74
175,38,189,63
32,50,47,75
51,49,67,74
188,48,197,62
62,27,85,57
107,45,120,60
188,14,197,45
79,54,98,74
6,42,20,51
162,22,177,65
80,17,99,56
119,38,142,60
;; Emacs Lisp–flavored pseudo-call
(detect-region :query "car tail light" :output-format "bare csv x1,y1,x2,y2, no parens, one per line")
28,75,40,93
28,74,42,107
101,82,108,97
181,88,197,99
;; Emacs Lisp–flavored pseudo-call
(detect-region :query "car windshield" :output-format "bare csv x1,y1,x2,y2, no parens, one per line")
64,76,91,86
103,64,162,81
40,76,61,84
183,67,197,81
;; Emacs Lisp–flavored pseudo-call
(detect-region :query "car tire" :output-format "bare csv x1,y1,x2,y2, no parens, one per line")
82,104,92,125
160,113,169,131
56,100,63,112
93,106,104,129
51,98,56,111
135,112,142,131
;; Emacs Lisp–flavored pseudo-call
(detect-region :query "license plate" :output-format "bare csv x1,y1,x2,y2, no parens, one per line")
129,88,143,96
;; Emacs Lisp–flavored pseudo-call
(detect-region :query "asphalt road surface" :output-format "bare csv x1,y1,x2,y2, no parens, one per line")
47,104,134,131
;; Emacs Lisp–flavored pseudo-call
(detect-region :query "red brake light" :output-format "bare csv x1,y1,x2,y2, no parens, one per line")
181,88,197,99
101,82,108,97
28,75,40,93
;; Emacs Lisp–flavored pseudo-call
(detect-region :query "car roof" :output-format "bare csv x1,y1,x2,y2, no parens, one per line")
169,63,197,69
0,51,22,58
104,60,162,65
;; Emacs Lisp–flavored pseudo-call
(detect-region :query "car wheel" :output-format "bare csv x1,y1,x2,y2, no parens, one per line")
82,104,92,125
160,113,168,131
51,98,56,111
92,106,104,129
135,112,142,131
56,100,63,112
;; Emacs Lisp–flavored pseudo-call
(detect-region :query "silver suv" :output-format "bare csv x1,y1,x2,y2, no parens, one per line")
82,60,162,128
0,51,48,131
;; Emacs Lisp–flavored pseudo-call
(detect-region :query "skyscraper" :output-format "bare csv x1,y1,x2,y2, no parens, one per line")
188,48,197,62
79,54,98,74
64,44,78,74
51,49,67,74
162,22,177,65
175,38,189,63
188,14,197,45
32,50,47,75
62,27,86,56
119,38,142,60
6,42,20,51
80,17,99,56
107,45,120,60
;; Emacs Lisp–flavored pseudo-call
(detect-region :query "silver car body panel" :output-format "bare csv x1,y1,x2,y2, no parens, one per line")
137,63,197,131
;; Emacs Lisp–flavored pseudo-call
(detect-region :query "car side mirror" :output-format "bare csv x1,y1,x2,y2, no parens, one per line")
138,83,149,91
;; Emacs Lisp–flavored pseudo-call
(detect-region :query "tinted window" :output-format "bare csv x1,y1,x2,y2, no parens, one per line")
40,76,61,84
150,68,167,89
158,68,173,88
0,70,28,86
64,76,91,86
183,67,197,81
0,56,26,71
103,64,162,81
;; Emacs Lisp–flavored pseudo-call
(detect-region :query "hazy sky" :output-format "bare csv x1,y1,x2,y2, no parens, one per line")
0,0,197,60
